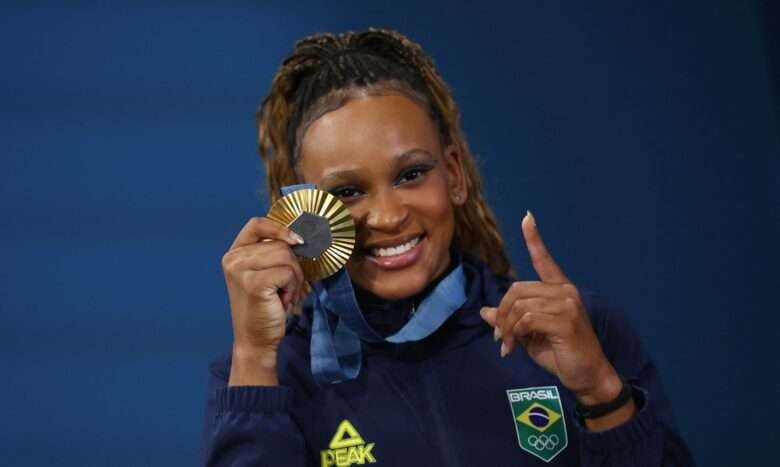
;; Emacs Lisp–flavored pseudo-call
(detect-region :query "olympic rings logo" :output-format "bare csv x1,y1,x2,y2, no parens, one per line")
527,434,560,450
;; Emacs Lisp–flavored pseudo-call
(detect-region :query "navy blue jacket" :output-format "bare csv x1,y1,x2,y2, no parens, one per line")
201,257,694,466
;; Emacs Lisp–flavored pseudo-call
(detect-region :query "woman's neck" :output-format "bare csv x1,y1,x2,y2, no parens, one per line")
354,256,459,337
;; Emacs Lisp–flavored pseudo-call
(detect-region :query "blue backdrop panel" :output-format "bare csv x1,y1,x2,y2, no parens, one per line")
1,1,776,466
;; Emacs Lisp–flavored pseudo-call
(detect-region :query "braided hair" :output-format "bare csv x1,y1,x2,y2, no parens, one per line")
257,28,513,277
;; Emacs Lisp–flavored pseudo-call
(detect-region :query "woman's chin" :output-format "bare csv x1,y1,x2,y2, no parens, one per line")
349,269,430,301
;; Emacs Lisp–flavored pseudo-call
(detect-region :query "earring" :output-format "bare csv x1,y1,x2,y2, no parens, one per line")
453,192,463,203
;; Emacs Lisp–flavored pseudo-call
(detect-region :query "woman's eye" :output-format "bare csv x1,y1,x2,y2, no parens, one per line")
398,166,432,184
331,187,362,200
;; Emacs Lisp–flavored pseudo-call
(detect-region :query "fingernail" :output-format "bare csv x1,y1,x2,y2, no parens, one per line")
289,231,305,245
500,342,509,358
526,210,536,227
493,327,502,342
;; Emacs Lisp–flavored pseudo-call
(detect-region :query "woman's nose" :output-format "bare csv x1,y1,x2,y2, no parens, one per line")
365,189,409,232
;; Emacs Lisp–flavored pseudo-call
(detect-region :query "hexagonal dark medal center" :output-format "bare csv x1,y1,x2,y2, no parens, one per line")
289,212,332,258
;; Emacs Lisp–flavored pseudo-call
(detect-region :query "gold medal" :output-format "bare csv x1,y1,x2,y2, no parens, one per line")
267,188,356,282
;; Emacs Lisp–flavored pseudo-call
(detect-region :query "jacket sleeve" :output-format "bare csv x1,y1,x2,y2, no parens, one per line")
575,294,696,467
200,355,306,467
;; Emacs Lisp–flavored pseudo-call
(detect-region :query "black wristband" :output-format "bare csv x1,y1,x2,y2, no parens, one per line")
575,376,633,419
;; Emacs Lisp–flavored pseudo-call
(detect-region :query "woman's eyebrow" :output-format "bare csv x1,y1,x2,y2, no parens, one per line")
395,148,436,166
319,169,362,187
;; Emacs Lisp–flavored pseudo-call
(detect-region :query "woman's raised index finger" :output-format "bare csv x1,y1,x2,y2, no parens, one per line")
521,211,568,284
229,217,304,250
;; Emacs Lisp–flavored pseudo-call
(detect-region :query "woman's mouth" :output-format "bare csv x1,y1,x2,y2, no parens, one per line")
365,235,425,270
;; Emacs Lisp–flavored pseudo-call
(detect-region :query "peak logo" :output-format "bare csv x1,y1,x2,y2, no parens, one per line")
320,419,377,467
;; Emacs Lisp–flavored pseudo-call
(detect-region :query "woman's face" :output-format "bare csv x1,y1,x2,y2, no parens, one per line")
298,94,466,300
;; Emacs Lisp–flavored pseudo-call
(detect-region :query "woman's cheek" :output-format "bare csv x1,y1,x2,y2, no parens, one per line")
415,183,455,226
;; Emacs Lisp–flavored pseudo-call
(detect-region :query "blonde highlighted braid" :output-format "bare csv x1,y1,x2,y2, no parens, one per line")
257,28,513,277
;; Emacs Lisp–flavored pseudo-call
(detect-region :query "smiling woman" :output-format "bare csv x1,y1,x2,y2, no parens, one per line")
299,95,463,300
201,29,695,466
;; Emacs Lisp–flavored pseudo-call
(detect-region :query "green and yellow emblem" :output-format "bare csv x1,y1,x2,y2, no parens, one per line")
507,386,568,462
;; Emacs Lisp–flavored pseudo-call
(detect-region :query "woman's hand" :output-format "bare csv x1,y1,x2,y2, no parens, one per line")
480,212,635,430
221,217,305,386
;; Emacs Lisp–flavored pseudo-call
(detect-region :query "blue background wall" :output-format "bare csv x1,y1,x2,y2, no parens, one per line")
1,1,777,465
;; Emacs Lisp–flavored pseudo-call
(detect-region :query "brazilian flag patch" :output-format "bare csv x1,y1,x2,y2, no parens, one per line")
506,386,568,462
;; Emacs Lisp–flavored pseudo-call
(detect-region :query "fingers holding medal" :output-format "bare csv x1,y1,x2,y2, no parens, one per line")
222,188,355,354
222,216,307,352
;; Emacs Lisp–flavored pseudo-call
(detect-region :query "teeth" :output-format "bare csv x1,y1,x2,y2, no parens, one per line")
371,237,420,257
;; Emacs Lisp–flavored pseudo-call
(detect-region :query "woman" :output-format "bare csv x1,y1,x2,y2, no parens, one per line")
202,29,694,466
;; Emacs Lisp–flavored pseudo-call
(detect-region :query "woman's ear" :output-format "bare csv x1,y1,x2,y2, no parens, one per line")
443,144,467,206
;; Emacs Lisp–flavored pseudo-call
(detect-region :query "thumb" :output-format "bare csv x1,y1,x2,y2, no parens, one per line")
479,307,497,327
522,211,568,284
